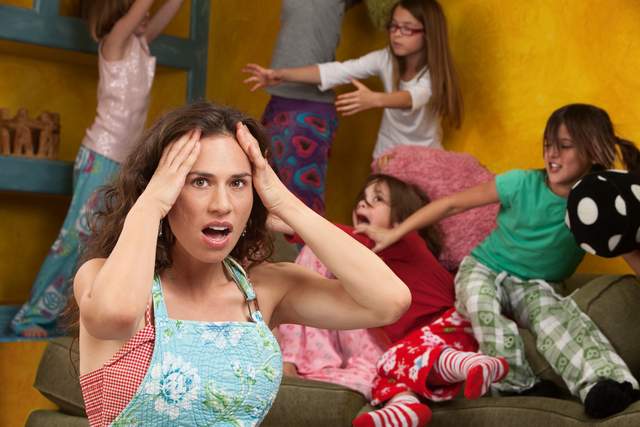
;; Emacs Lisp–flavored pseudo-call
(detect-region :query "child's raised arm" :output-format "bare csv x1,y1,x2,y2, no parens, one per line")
144,0,184,43
242,64,321,92
357,179,499,252
102,0,155,60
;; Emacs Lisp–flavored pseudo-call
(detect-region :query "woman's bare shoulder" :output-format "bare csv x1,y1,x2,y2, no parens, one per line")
248,261,298,285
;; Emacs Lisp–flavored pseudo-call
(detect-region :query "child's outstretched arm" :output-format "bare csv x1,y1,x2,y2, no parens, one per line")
242,64,321,92
335,80,413,116
243,49,384,93
357,180,499,252
101,0,155,61
144,0,184,43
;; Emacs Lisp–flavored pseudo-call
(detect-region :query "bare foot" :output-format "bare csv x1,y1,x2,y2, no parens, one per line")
283,362,299,377
21,325,48,338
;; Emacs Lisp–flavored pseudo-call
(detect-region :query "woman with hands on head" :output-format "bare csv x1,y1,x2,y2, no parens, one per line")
70,101,410,426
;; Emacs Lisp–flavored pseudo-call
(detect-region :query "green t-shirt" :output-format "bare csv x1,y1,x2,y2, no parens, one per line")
471,169,584,281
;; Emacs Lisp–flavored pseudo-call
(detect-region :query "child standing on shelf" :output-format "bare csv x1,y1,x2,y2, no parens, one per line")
244,0,463,160
11,0,183,337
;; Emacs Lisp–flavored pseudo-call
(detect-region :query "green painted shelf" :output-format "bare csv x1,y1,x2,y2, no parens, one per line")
0,155,72,196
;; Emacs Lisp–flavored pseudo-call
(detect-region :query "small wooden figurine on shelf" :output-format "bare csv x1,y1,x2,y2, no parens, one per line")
0,107,61,159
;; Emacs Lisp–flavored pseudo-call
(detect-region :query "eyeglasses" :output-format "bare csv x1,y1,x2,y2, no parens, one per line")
386,23,425,36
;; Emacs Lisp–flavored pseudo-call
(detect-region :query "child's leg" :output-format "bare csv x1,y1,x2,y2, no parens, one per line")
352,392,431,427
10,147,119,336
262,96,338,215
509,279,638,415
454,257,538,392
430,347,508,399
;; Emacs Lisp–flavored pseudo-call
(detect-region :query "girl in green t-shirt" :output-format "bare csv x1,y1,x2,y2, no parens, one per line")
356,103,640,419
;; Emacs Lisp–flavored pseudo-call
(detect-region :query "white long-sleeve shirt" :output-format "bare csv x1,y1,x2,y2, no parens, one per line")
318,48,442,159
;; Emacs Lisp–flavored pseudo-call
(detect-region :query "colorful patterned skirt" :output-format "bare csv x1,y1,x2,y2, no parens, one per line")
262,95,338,215
11,145,120,335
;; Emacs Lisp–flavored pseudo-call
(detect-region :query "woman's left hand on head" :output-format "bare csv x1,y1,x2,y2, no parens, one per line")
335,79,378,116
235,123,292,214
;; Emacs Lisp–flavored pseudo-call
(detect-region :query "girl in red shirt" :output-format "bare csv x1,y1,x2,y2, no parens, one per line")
275,174,508,427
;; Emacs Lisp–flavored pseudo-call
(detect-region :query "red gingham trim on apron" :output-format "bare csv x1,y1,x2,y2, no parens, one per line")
80,305,155,427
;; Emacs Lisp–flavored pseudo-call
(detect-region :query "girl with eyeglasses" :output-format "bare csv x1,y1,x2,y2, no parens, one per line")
243,0,463,161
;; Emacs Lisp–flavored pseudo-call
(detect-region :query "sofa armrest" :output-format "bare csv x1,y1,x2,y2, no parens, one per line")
33,337,86,417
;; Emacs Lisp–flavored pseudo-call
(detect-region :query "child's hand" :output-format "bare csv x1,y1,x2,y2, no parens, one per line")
354,224,400,253
138,129,201,218
235,123,292,214
335,79,379,116
373,153,394,173
242,64,282,91
266,214,295,235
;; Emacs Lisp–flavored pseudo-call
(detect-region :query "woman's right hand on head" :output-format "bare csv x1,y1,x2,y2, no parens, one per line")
137,129,201,218
235,123,294,215
242,64,282,91
353,224,400,253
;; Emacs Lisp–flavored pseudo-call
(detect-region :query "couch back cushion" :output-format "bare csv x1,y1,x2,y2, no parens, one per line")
571,274,640,379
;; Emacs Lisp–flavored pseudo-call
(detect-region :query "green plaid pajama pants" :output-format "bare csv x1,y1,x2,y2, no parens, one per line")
454,256,638,401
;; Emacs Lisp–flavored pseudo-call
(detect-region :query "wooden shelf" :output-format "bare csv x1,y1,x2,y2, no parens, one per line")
0,0,210,101
0,155,72,196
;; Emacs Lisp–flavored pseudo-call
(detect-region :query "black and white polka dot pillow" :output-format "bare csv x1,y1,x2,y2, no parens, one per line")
566,170,640,257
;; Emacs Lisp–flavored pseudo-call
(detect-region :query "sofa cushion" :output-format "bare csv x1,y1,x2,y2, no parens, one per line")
33,337,85,417
262,376,366,427
25,409,88,427
427,396,640,426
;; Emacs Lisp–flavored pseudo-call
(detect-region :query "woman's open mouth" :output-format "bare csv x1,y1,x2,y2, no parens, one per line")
201,223,233,249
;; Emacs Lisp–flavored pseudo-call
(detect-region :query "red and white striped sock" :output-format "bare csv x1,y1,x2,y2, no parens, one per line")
352,394,431,427
433,347,509,400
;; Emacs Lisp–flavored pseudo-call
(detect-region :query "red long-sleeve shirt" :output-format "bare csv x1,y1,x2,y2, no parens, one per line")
288,224,455,344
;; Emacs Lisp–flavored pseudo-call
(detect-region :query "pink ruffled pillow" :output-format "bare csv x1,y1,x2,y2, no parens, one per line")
372,146,498,271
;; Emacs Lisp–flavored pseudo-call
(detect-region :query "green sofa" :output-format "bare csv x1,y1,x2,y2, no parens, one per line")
25,272,640,426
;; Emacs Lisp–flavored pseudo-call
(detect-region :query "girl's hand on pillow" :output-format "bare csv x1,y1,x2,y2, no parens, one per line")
354,224,401,253
373,153,394,173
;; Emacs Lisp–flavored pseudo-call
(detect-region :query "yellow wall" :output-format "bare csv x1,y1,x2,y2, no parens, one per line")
1,0,638,305
0,342,56,427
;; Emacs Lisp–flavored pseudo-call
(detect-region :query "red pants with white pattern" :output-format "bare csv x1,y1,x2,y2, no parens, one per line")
371,308,478,405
